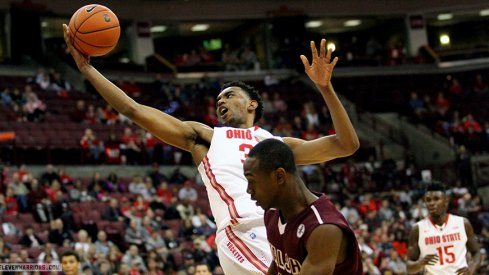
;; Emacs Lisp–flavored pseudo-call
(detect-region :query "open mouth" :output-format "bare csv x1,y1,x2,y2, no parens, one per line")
219,106,229,118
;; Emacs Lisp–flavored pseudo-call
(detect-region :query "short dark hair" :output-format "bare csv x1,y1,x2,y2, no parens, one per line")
194,262,211,272
424,181,446,194
221,81,263,123
61,250,80,262
248,139,296,173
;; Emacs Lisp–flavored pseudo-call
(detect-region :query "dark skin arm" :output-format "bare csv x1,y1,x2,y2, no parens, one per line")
455,218,481,275
407,224,439,274
267,261,277,275
300,224,346,275
62,24,213,164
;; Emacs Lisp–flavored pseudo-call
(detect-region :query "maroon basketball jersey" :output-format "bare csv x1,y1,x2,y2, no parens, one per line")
264,194,363,275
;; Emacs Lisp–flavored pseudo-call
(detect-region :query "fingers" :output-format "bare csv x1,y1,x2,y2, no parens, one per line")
325,47,332,64
424,254,439,265
62,24,72,54
300,55,310,68
63,24,69,38
319,39,326,58
63,24,71,45
62,23,90,63
310,40,318,59
455,267,468,275
331,57,339,68
309,39,337,65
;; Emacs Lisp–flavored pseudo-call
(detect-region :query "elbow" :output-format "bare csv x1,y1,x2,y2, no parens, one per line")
350,137,361,153
343,136,360,156
120,102,139,118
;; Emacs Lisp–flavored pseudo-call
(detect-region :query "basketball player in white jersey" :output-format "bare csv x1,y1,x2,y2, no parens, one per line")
63,24,359,274
407,181,481,275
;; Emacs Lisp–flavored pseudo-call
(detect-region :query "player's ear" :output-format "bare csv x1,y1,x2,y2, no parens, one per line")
275,168,286,185
248,100,258,112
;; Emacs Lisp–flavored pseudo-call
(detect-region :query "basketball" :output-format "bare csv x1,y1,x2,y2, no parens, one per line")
68,4,120,57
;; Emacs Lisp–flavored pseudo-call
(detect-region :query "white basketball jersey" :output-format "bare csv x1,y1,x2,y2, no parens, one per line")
417,214,468,275
197,126,282,231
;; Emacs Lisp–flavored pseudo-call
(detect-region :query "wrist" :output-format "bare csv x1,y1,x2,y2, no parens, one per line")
79,62,93,74
316,82,332,94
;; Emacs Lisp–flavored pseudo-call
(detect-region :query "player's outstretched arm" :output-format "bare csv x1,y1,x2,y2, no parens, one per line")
284,39,359,165
62,24,209,152
301,224,343,275
407,224,439,274
460,218,481,275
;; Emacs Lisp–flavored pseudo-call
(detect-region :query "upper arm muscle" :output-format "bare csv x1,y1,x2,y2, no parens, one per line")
301,224,343,275
407,225,420,261
464,218,480,254
283,136,348,165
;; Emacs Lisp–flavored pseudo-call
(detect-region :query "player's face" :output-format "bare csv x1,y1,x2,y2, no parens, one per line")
61,255,80,275
216,87,253,127
194,264,212,275
244,157,276,210
424,191,448,217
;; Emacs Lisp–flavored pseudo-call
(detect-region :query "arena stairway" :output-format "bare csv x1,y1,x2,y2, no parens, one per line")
300,77,406,162
373,113,456,166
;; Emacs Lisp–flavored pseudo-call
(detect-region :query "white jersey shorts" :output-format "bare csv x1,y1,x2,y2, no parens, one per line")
215,222,272,274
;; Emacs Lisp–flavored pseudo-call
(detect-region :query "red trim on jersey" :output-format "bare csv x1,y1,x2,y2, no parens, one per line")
429,214,450,230
202,156,241,224
225,226,269,273
253,126,260,131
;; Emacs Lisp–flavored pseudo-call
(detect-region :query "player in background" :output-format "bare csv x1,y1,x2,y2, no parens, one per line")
407,181,481,275
244,139,362,275
194,262,213,275
60,250,81,275
63,23,359,274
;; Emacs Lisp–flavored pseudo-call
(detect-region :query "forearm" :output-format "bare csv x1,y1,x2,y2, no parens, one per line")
407,261,425,274
469,251,482,274
79,62,139,116
316,82,359,151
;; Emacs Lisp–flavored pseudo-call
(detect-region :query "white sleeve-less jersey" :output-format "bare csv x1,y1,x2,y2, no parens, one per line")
197,126,283,231
417,214,468,275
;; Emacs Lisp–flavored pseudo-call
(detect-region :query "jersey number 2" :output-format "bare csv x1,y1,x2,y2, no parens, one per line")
239,143,253,163
436,245,455,265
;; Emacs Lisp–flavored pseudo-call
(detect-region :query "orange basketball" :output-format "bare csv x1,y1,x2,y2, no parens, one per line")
68,4,120,57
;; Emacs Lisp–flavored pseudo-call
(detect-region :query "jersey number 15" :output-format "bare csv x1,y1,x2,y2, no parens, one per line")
436,245,455,265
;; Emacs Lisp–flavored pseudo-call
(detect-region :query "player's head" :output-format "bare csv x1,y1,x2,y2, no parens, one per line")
244,139,296,210
217,81,263,127
194,262,212,275
61,250,80,275
423,181,449,218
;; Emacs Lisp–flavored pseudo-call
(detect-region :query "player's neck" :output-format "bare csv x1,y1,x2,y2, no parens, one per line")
228,122,253,128
279,183,317,223
430,212,449,226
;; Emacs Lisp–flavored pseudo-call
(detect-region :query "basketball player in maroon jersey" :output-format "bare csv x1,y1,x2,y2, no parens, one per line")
407,182,481,275
244,139,362,275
